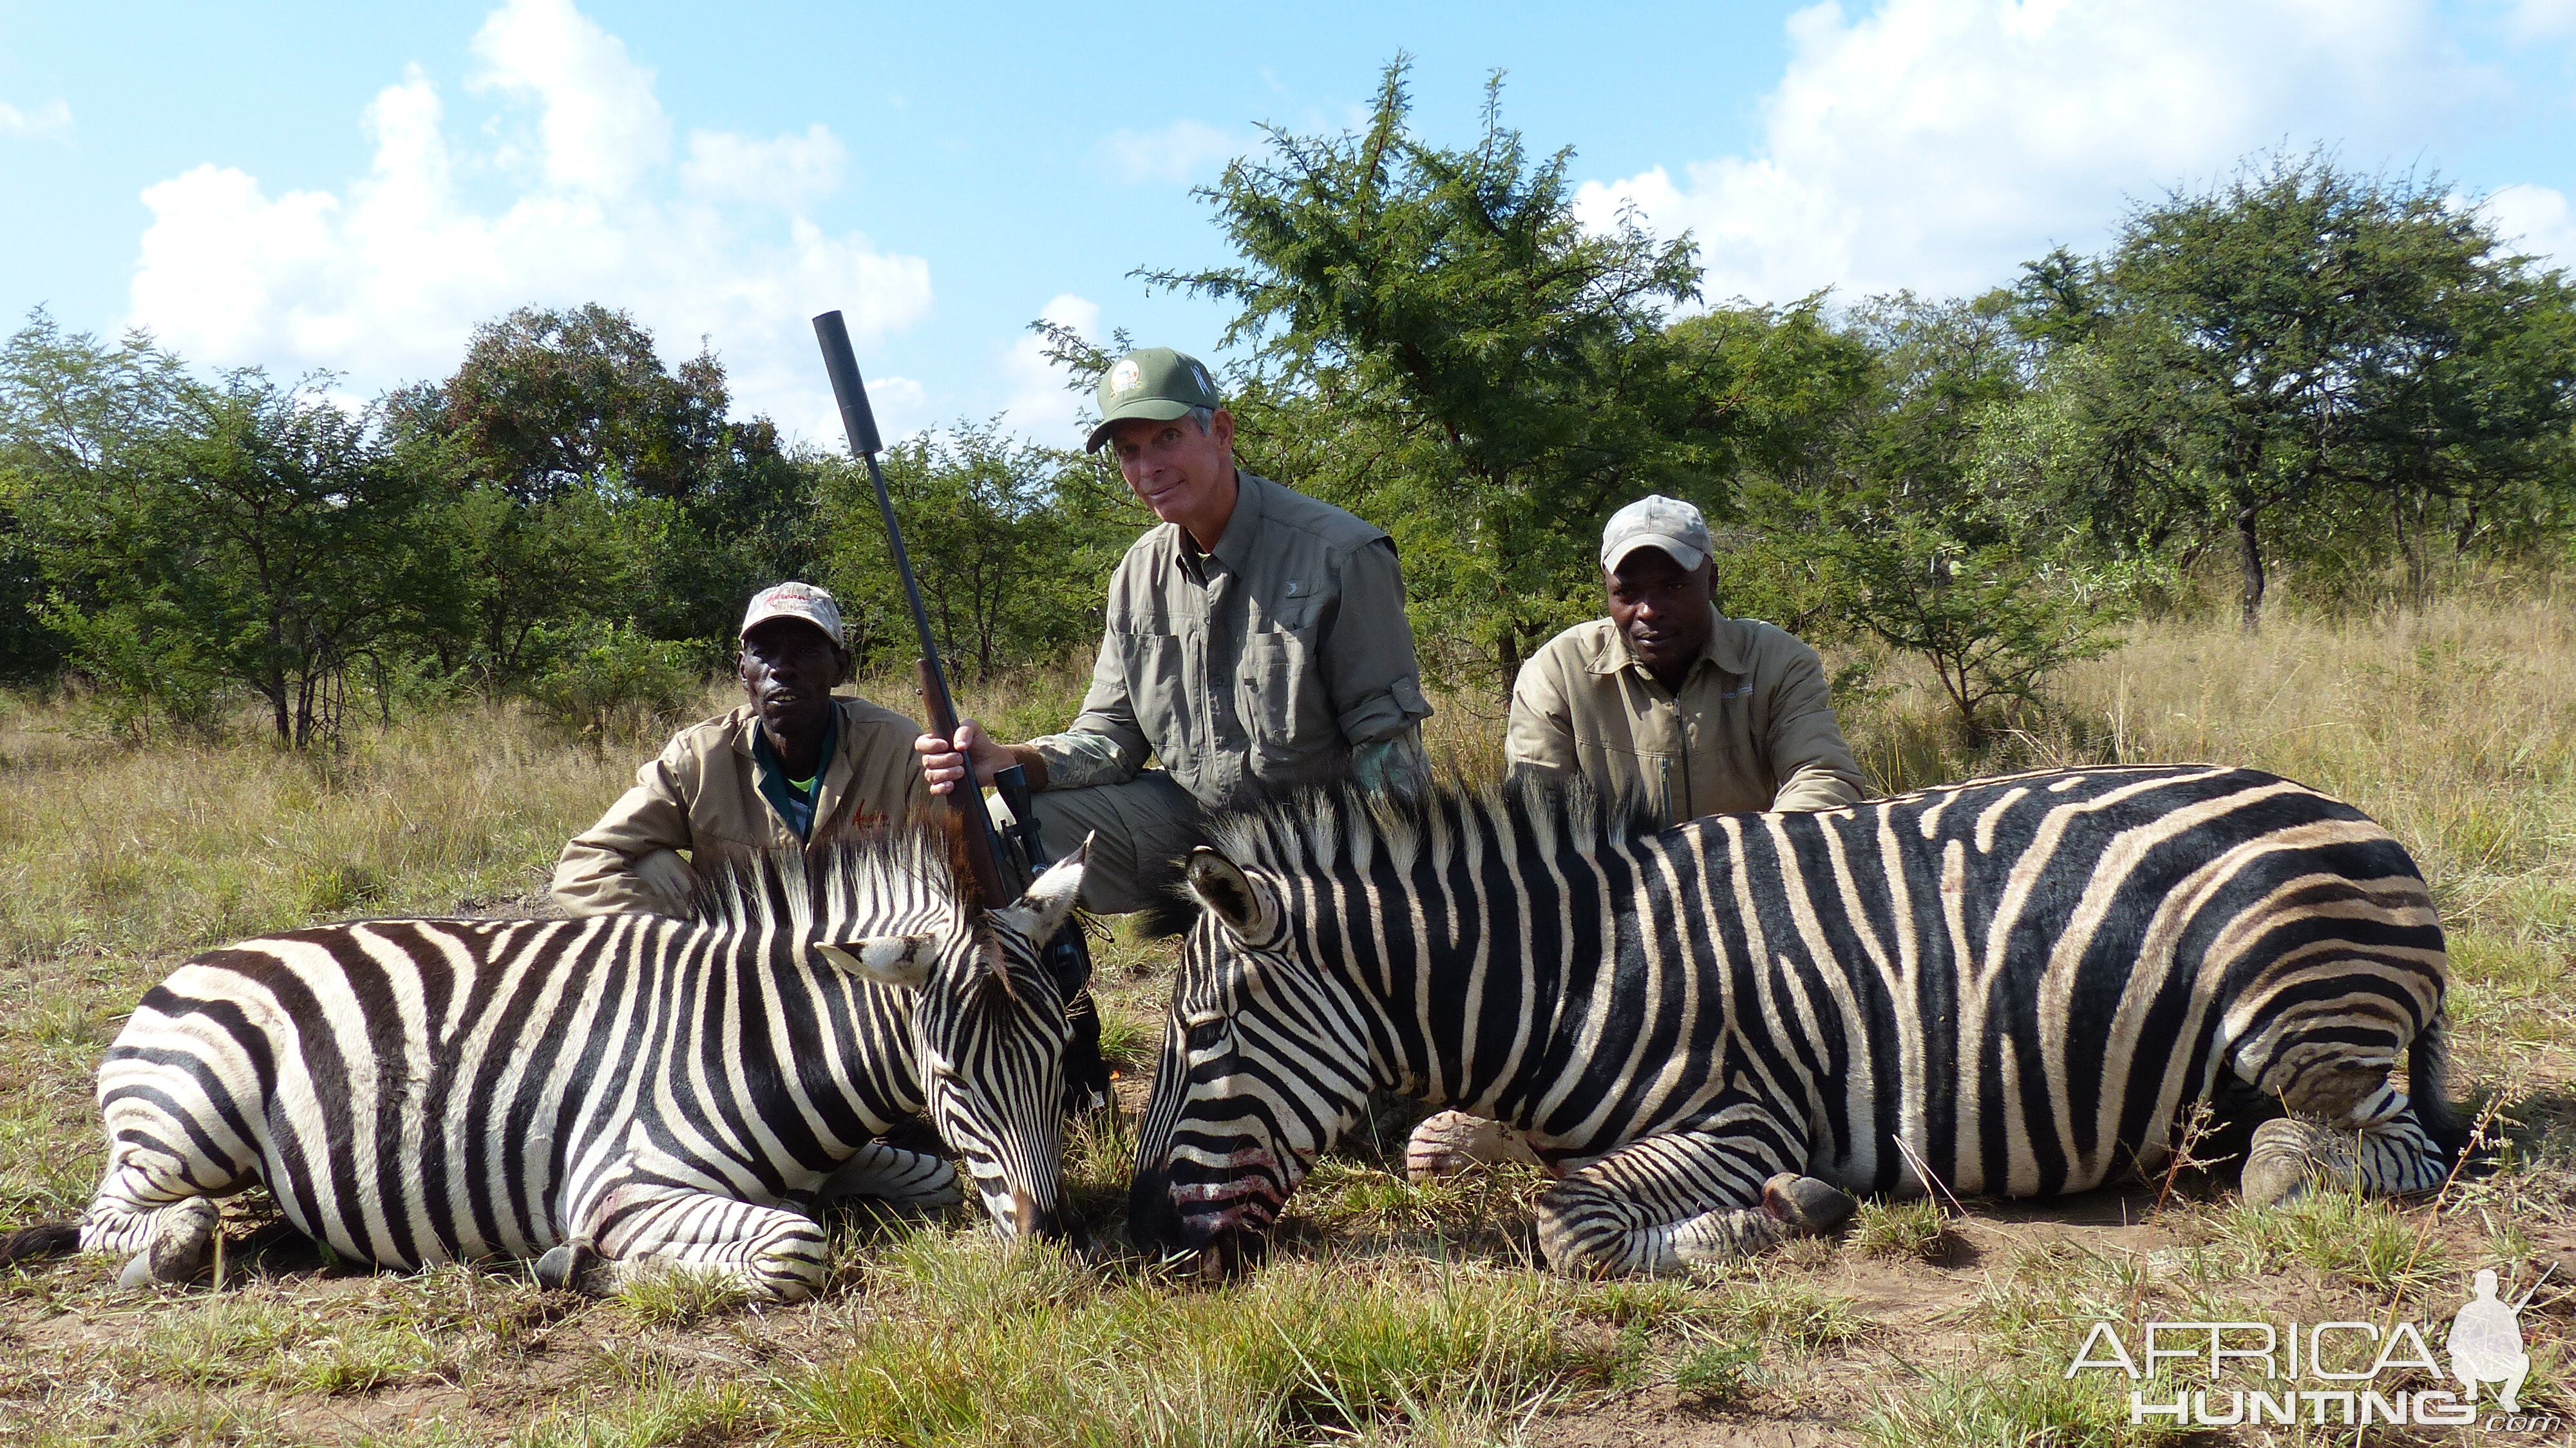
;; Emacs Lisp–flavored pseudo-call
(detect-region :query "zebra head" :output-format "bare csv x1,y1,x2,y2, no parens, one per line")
812,843,1089,1243
1129,844,1374,1273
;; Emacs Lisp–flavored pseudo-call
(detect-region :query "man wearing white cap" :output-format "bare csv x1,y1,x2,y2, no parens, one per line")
1408,496,1866,1179
552,582,931,917
1506,493,1863,824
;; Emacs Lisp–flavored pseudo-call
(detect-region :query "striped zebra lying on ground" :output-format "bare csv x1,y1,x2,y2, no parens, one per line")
16,826,1087,1301
1130,767,2463,1277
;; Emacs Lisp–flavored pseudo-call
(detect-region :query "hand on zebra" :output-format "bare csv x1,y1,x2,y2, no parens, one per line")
916,719,1013,795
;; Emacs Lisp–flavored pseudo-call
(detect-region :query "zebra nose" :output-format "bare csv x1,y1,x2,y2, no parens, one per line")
1005,1186,1066,1241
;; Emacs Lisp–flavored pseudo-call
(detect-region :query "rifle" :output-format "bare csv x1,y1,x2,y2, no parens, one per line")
810,314,1106,1101
811,312,1011,910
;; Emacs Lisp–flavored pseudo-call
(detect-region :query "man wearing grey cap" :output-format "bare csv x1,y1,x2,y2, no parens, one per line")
553,582,931,917
916,346,1434,915
1407,496,1865,1180
1506,493,1863,823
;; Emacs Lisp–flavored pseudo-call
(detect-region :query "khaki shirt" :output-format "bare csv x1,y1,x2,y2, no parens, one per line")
1028,470,1432,808
553,696,931,917
1506,612,1864,825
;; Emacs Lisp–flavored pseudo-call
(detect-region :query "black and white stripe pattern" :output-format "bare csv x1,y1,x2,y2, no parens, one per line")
81,828,1086,1300
1130,767,2460,1276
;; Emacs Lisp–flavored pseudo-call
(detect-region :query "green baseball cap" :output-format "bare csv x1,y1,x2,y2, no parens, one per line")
1085,347,1223,452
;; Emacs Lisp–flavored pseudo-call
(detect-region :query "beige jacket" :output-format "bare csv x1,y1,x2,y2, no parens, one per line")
1027,470,1433,808
553,696,932,917
1506,612,1864,825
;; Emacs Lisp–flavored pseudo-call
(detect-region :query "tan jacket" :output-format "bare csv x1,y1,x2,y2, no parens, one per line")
1027,470,1433,808
553,696,932,917
1506,612,1864,825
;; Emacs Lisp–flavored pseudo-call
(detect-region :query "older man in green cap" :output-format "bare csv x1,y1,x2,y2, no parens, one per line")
915,346,1433,915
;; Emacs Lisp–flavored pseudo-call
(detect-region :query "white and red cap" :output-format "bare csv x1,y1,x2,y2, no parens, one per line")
739,581,845,645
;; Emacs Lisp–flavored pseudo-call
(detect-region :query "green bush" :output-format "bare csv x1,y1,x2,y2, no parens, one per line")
524,621,704,747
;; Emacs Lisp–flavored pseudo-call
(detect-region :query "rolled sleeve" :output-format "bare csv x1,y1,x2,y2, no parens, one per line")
553,746,699,917
1323,538,1435,746
1761,643,1866,812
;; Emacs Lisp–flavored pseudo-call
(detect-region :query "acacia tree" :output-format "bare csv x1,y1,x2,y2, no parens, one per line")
1775,294,2123,739
24,367,443,746
821,420,1123,675
391,303,815,671
1142,59,1707,692
2073,153,2575,628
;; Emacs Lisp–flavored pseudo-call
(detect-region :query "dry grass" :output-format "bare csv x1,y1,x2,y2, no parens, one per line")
3,595,2574,1444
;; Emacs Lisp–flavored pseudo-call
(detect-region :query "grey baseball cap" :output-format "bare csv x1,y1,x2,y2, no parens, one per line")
1600,495,1712,573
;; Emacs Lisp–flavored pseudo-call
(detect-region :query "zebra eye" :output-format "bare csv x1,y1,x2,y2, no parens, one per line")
1182,1016,1234,1055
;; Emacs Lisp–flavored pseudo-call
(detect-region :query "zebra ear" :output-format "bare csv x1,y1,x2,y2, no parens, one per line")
993,835,1089,944
1185,846,1276,940
815,935,936,990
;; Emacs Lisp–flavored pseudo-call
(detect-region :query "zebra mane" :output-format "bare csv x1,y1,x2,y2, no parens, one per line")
1200,770,1665,885
685,815,979,939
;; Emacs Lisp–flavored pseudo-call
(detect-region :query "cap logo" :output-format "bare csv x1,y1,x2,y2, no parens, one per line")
1108,359,1144,399
1189,361,1213,394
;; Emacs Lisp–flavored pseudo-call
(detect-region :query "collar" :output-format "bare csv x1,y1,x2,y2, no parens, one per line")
736,698,842,771
1589,608,1748,680
1177,469,1262,584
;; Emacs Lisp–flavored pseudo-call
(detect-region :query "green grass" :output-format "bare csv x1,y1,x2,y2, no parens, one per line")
2196,1189,2452,1295
1850,1196,1953,1262
772,1238,1593,1448
7,596,2576,1443
1857,1364,2184,1448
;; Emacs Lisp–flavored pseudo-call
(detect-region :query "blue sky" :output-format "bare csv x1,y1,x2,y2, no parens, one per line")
4,1,2572,450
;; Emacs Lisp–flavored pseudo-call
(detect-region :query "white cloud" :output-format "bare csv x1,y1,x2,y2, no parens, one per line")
0,98,71,138
994,294,1102,447
124,0,930,438
1575,0,2496,305
2508,0,2576,37
1092,119,1244,186
466,0,666,196
2487,183,2575,269
681,124,846,207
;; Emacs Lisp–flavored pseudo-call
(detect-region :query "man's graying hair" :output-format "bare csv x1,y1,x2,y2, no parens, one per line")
1186,406,1215,434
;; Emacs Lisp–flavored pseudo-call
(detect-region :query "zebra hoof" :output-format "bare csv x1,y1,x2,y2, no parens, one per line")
534,1239,609,1295
117,1199,218,1289
2242,1117,2340,1208
1762,1174,1857,1235
1405,1111,1540,1181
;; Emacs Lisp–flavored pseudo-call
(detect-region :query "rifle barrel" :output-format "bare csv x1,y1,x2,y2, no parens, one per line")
811,310,1011,917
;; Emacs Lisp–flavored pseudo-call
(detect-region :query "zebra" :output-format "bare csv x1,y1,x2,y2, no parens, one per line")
46,825,1087,1301
1129,767,2462,1277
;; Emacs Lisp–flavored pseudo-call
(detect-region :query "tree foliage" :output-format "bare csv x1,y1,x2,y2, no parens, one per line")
1150,59,1725,690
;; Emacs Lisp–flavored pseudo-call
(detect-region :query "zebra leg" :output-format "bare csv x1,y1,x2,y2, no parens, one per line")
2240,1063,2449,1206
2241,1112,2448,1206
817,1141,963,1210
80,1162,225,1290
1534,1128,1854,1277
1405,1111,1542,1181
553,1181,832,1303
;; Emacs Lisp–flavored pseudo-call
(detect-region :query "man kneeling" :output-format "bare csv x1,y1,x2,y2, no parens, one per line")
553,582,927,917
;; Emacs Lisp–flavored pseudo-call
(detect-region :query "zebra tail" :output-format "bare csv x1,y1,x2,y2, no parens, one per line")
2409,1013,2472,1167
0,1222,80,1265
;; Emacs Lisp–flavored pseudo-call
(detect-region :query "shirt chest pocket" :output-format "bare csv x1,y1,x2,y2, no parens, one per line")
1110,627,1186,701
1238,620,1334,759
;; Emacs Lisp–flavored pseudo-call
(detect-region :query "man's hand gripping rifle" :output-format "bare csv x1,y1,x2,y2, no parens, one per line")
811,310,1111,1114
